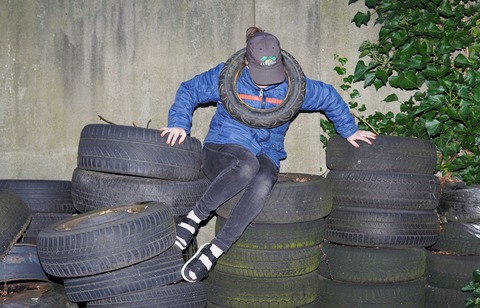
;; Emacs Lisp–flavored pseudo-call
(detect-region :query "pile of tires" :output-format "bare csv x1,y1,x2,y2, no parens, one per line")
36,201,207,307
39,123,210,307
425,183,480,307
319,135,441,307
207,173,332,307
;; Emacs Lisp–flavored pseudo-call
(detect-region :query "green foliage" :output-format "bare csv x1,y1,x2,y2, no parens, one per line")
462,269,480,307
323,0,480,184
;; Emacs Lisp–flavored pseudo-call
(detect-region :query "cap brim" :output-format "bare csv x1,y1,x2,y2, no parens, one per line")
249,64,286,86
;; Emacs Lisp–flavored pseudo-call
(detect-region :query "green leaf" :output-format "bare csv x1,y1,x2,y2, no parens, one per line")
364,71,376,87
365,0,379,9
391,29,408,47
353,11,371,27
426,118,442,136
438,0,454,17
454,53,470,68
353,60,369,82
383,94,399,102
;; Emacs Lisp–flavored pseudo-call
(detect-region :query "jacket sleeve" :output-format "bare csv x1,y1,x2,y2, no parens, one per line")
301,77,358,139
167,63,224,134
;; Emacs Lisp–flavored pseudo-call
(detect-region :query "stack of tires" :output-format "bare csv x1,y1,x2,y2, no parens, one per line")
36,124,210,307
319,135,441,307
425,183,480,307
207,173,332,307
36,201,208,307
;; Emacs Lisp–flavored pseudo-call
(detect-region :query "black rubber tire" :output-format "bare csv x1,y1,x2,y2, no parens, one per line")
326,135,437,174
317,275,425,308
0,180,76,213
424,285,470,308
216,216,326,250
37,201,175,277
71,168,210,216
425,250,480,290
0,190,32,258
219,48,306,128
327,170,440,210
318,241,426,283
438,183,480,223
21,212,75,245
433,221,480,255
325,206,440,247
216,245,320,278
216,173,332,223
87,281,208,308
63,245,183,302
0,244,49,283
77,124,203,181
206,270,318,308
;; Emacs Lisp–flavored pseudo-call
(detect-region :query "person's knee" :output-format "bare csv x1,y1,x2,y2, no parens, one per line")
235,157,260,182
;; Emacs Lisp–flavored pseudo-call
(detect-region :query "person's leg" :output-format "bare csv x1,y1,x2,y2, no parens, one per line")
181,153,278,282
211,154,278,252
175,143,260,250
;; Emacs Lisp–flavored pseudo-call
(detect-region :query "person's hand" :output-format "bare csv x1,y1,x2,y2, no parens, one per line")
159,127,187,146
346,130,376,148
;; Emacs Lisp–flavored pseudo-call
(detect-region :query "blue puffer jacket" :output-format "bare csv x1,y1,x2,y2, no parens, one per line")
167,63,358,168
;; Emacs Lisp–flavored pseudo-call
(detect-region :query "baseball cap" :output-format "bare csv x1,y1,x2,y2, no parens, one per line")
246,32,286,85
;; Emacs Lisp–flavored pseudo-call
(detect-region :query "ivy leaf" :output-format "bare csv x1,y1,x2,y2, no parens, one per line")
454,54,470,68
383,94,399,102
365,0,379,9
473,85,480,103
353,60,369,82
364,71,376,87
438,0,454,17
426,118,442,136
391,29,408,47
389,70,420,90
352,11,371,27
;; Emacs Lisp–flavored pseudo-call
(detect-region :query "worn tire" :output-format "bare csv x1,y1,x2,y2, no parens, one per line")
425,250,480,290
325,206,440,247
326,135,437,174
37,202,175,277
217,173,332,223
317,275,425,308
318,241,426,283
87,281,208,308
71,168,209,216
219,48,306,128
0,190,32,258
216,245,320,278
63,245,183,302
433,221,480,255
327,170,440,210
77,124,203,181
206,270,318,308
216,216,326,250
21,212,74,245
0,244,49,283
438,183,480,222
0,180,75,213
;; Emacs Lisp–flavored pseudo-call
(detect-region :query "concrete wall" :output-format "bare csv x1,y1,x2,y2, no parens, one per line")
0,0,400,243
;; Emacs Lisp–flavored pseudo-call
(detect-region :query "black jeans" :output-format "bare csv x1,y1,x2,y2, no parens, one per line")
192,143,278,252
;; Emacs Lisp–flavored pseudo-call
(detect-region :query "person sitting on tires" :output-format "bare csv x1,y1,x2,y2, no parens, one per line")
160,26,376,283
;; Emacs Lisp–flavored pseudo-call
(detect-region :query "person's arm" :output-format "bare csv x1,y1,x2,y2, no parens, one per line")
160,63,223,145
301,78,376,147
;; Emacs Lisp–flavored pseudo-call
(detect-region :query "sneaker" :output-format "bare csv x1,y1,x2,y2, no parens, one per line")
181,243,218,282
175,216,199,250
